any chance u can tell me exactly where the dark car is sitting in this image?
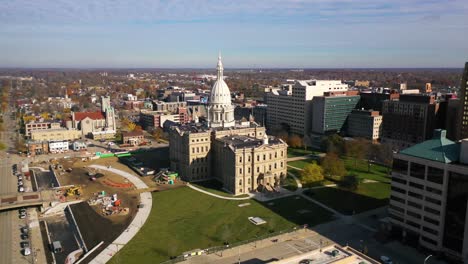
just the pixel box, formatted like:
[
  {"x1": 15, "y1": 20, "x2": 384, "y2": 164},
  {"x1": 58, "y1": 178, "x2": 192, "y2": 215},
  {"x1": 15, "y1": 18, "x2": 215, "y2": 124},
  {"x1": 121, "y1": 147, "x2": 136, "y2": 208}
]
[
  {"x1": 21, "y1": 233, "x2": 29, "y2": 240},
  {"x1": 20, "y1": 241, "x2": 30, "y2": 248}
]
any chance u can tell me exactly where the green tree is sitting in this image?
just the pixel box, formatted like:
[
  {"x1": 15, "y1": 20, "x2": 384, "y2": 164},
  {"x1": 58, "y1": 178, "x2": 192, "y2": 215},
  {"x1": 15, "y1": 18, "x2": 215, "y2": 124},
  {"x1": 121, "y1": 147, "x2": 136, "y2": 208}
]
[
  {"x1": 339, "y1": 174, "x2": 362, "y2": 191},
  {"x1": 321, "y1": 152, "x2": 347, "y2": 181},
  {"x1": 300, "y1": 162, "x2": 324, "y2": 184},
  {"x1": 321, "y1": 134, "x2": 344, "y2": 155},
  {"x1": 345, "y1": 138, "x2": 368, "y2": 168}
]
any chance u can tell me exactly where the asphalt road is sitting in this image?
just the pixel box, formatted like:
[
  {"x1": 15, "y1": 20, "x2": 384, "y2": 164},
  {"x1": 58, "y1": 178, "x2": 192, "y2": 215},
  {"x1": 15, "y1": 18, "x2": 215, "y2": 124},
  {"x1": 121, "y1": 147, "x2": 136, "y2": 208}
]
[{"x1": 0, "y1": 107, "x2": 24, "y2": 264}]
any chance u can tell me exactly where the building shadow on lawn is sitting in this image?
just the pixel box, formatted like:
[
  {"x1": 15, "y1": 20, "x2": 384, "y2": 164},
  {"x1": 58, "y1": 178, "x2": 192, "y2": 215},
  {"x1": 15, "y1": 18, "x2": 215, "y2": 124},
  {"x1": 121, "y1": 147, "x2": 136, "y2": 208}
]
[{"x1": 303, "y1": 184, "x2": 390, "y2": 215}]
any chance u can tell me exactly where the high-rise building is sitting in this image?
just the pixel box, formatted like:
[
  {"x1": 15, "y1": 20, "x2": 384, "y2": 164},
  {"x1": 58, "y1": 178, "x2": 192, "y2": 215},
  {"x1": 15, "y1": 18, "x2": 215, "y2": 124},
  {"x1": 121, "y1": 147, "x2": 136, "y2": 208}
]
[
  {"x1": 347, "y1": 109, "x2": 382, "y2": 141},
  {"x1": 358, "y1": 91, "x2": 399, "y2": 112},
  {"x1": 266, "y1": 80, "x2": 349, "y2": 135},
  {"x1": 311, "y1": 93, "x2": 360, "y2": 135},
  {"x1": 382, "y1": 94, "x2": 438, "y2": 150},
  {"x1": 389, "y1": 130, "x2": 468, "y2": 263},
  {"x1": 459, "y1": 62, "x2": 468, "y2": 139}
]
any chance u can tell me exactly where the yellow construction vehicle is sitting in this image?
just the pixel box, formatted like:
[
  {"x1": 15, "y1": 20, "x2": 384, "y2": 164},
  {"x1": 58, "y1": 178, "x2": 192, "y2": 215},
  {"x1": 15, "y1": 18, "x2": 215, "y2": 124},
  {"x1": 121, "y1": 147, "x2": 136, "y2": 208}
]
[{"x1": 65, "y1": 186, "x2": 82, "y2": 197}]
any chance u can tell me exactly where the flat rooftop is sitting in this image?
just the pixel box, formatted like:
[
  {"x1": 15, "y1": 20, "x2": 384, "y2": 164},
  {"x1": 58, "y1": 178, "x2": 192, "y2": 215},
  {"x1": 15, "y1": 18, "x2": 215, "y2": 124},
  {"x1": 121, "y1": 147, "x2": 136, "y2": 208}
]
[{"x1": 216, "y1": 135, "x2": 283, "y2": 148}]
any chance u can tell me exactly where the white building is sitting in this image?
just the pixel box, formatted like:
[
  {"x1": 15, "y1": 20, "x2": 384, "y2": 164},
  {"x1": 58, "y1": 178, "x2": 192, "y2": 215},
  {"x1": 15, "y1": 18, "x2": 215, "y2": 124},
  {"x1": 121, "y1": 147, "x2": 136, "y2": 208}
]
[
  {"x1": 266, "y1": 80, "x2": 349, "y2": 135},
  {"x1": 49, "y1": 141, "x2": 69, "y2": 153}
]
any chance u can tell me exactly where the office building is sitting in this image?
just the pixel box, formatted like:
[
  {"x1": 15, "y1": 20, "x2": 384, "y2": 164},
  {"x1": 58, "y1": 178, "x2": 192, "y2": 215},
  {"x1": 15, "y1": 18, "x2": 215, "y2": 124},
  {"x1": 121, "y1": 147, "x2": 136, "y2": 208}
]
[
  {"x1": 266, "y1": 80, "x2": 348, "y2": 135},
  {"x1": 382, "y1": 94, "x2": 438, "y2": 150},
  {"x1": 311, "y1": 93, "x2": 360, "y2": 135},
  {"x1": 459, "y1": 62, "x2": 468, "y2": 139},
  {"x1": 347, "y1": 110, "x2": 382, "y2": 141},
  {"x1": 140, "y1": 108, "x2": 189, "y2": 130},
  {"x1": 358, "y1": 91, "x2": 399, "y2": 112},
  {"x1": 25, "y1": 121, "x2": 61, "y2": 137},
  {"x1": 389, "y1": 130, "x2": 468, "y2": 262},
  {"x1": 30, "y1": 128, "x2": 81, "y2": 141}
]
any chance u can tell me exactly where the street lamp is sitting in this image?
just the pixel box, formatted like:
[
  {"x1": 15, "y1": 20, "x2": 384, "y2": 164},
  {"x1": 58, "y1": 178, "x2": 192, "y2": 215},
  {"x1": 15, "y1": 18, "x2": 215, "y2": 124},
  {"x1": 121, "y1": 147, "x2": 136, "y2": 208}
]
[{"x1": 424, "y1": 254, "x2": 432, "y2": 264}]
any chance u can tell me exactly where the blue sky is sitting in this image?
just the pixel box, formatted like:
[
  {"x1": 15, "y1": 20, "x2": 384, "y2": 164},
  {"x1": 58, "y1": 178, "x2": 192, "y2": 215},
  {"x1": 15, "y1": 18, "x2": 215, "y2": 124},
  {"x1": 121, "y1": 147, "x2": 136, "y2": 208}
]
[{"x1": 0, "y1": 0, "x2": 467, "y2": 68}]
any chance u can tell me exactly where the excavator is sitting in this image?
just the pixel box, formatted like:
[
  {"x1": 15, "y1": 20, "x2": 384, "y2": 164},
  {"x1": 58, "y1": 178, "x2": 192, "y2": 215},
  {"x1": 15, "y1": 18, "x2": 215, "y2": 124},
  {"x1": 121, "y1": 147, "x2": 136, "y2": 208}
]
[{"x1": 65, "y1": 186, "x2": 82, "y2": 197}]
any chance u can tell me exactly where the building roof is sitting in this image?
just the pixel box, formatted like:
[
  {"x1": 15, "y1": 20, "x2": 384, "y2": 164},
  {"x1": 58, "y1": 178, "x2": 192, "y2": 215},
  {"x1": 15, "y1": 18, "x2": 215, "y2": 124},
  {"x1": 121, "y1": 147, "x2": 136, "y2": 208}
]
[
  {"x1": 399, "y1": 129, "x2": 460, "y2": 163},
  {"x1": 74, "y1": 111, "x2": 105, "y2": 121},
  {"x1": 216, "y1": 135, "x2": 283, "y2": 149}
]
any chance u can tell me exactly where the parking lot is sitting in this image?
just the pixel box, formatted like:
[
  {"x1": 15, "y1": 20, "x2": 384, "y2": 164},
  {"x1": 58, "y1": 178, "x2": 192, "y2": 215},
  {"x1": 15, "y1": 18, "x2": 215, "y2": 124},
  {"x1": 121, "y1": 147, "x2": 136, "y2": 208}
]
[{"x1": 31, "y1": 170, "x2": 57, "y2": 191}]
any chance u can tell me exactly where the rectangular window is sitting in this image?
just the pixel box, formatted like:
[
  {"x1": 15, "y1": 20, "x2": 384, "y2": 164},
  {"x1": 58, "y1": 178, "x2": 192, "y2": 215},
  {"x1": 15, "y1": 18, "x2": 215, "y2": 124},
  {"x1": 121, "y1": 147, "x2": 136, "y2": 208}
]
[
  {"x1": 424, "y1": 216, "x2": 440, "y2": 226},
  {"x1": 426, "y1": 196, "x2": 442, "y2": 206},
  {"x1": 391, "y1": 185, "x2": 406, "y2": 194},
  {"x1": 407, "y1": 210, "x2": 421, "y2": 219},
  {"x1": 392, "y1": 158, "x2": 408, "y2": 174},
  {"x1": 389, "y1": 204, "x2": 404, "y2": 213},
  {"x1": 427, "y1": 167, "x2": 444, "y2": 184},
  {"x1": 407, "y1": 201, "x2": 422, "y2": 209},
  {"x1": 423, "y1": 226, "x2": 438, "y2": 236},
  {"x1": 408, "y1": 191, "x2": 423, "y2": 200},
  {"x1": 410, "y1": 163, "x2": 425, "y2": 180},
  {"x1": 406, "y1": 220, "x2": 420, "y2": 229},
  {"x1": 409, "y1": 182, "x2": 424, "y2": 190},
  {"x1": 392, "y1": 177, "x2": 407, "y2": 185},
  {"x1": 424, "y1": 206, "x2": 440, "y2": 215},
  {"x1": 426, "y1": 186, "x2": 442, "y2": 195},
  {"x1": 389, "y1": 213, "x2": 404, "y2": 223},
  {"x1": 390, "y1": 195, "x2": 405, "y2": 204},
  {"x1": 421, "y1": 236, "x2": 437, "y2": 245}
]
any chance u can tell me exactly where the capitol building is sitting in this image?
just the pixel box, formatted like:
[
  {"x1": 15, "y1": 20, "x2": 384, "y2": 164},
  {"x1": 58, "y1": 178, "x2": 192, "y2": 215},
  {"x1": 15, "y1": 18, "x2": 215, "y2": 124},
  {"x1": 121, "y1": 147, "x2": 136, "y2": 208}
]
[{"x1": 169, "y1": 55, "x2": 287, "y2": 195}]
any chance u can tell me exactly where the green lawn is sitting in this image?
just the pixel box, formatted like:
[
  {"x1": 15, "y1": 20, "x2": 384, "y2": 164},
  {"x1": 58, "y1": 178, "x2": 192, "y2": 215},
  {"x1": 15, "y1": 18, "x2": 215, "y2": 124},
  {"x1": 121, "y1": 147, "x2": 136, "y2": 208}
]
[
  {"x1": 192, "y1": 179, "x2": 250, "y2": 198},
  {"x1": 287, "y1": 158, "x2": 316, "y2": 169},
  {"x1": 287, "y1": 148, "x2": 318, "y2": 158},
  {"x1": 262, "y1": 195, "x2": 333, "y2": 226},
  {"x1": 344, "y1": 158, "x2": 390, "y2": 183},
  {"x1": 304, "y1": 182, "x2": 390, "y2": 215},
  {"x1": 111, "y1": 187, "x2": 331, "y2": 263},
  {"x1": 287, "y1": 167, "x2": 334, "y2": 188}
]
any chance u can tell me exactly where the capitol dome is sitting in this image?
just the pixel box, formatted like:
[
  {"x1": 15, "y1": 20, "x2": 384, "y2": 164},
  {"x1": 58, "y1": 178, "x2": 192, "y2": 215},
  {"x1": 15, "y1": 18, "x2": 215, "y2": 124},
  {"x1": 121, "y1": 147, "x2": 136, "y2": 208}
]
[
  {"x1": 207, "y1": 54, "x2": 235, "y2": 128},
  {"x1": 210, "y1": 55, "x2": 232, "y2": 105}
]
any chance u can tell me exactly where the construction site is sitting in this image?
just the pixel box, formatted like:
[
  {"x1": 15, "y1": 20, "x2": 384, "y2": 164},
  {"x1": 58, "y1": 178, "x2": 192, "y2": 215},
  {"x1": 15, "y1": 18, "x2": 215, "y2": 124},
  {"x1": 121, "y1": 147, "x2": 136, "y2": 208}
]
[{"x1": 27, "y1": 148, "x2": 183, "y2": 264}]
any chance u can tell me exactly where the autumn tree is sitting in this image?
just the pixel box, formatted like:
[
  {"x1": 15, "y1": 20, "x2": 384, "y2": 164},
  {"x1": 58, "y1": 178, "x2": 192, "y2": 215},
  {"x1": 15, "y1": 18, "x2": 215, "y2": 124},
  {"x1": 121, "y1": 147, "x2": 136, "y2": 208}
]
[
  {"x1": 321, "y1": 152, "x2": 347, "y2": 181},
  {"x1": 126, "y1": 121, "x2": 137, "y2": 131},
  {"x1": 288, "y1": 134, "x2": 303, "y2": 148},
  {"x1": 153, "y1": 127, "x2": 163, "y2": 142},
  {"x1": 301, "y1": 162, "x2": 324, "y2": 184}
]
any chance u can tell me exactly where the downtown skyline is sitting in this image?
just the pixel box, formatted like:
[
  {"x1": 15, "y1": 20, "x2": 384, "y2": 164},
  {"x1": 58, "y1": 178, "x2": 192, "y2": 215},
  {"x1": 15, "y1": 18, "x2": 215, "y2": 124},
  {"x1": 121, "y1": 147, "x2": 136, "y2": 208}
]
[{"x1": 1, "y1": 0, "x2": 468, "y2": 68}]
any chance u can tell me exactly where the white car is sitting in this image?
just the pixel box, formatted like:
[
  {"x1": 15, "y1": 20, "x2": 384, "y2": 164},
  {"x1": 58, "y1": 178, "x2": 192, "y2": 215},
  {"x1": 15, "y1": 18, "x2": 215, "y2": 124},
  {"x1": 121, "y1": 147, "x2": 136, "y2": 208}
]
[
  {"x1": 380, "y1": 256, "x2": 393, "y2": 264},
  {"x1": 17, "y1": 175, "x2": 23, "y2": 180},
  {"x1": 22, "y1": 247, "x2": 31, "y2": 256},
  {"x1": 18, "y1": 186, "x2": 24, "y2": 192},
  {"x1": 18, "y1": 180, "x2": 23, "y2": 186}
]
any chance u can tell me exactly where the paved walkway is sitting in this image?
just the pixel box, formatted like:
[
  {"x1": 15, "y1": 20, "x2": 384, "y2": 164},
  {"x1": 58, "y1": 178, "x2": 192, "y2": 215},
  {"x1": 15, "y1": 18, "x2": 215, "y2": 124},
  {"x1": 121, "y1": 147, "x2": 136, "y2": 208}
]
[
  {"x1": 87, "y1": 165, "x2": 153, "y2": 264},
  {"x1": 186, "y1": 183, "x2": 253, "y2": 200},
  {"x1": 287, "y1": 165, "x2": 304, "y2": 171}
]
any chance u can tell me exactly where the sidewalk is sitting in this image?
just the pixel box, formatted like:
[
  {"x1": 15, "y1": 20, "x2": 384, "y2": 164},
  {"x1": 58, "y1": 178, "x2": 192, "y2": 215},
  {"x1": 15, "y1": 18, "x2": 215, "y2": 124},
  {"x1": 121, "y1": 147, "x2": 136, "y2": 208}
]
[{"x1": 87, "y1": 165, "x2": 153, "y2": 264}]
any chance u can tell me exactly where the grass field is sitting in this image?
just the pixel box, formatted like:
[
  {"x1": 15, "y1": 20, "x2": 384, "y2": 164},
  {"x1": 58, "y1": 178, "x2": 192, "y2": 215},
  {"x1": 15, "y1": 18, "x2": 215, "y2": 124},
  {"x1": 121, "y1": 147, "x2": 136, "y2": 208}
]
[
  {"x1": 287, "y1": 158, "x2": 316, "y2": 169},
  {"x1": 109, "y1": 187, "x2": 332, "y2": 263},
  {"x1": 287, "y1": 148, "x2": 318, "y2": 158},
  {"x1": 344, "y1": 158, "x2": 390, "y2": 183},
  {"x1": 304, "y1": 182, "x2": 390, "y2": 215},
  {"x1": 192, "y1": 179, "x2": 250, "y2": 198}
]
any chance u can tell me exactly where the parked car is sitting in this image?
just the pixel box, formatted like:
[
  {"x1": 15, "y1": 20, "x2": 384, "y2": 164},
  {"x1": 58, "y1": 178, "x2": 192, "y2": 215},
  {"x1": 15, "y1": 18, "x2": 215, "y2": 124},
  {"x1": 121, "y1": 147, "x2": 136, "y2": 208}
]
[
  {"x1": 21, "y1": 233, "x2": 29, "y2": 240},
  {"x1": 17, "y1": 180, "x2": 23, "y2": 186},
  {"x1": 17, "y1": 175, "x2": 23, "y2": 180},
  {"x1": 18, "y1": 186, "x2": 24, "y2": 192},
  {"x1": 19, "y1": 212, "x2": 26, "y2": 219},
  {"x1": 19, "y1": 208, "x2": 26, "y2": 214},
  {"x1": 22, "y1": 247, "x2": 31, "y2": 256},
  {"x1": 20, "y1": 241, "x2": 30, "y2": 248},
  {"x1": 20, "y1": 226, "x2": 29, "y2": 234}
]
